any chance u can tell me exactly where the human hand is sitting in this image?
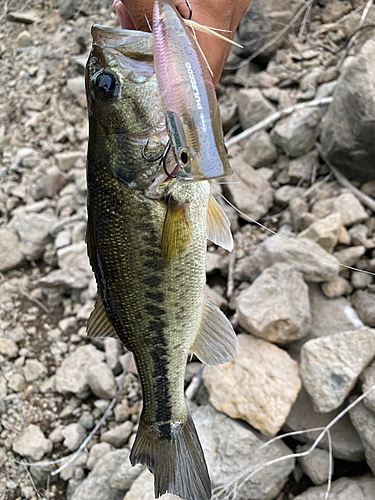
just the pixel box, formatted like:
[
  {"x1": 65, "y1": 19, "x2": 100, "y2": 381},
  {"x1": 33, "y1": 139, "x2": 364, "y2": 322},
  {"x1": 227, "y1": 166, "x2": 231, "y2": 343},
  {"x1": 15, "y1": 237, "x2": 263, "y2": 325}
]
[{"x1": 113, "y1": 0, "x2": 251, "y2": 87}]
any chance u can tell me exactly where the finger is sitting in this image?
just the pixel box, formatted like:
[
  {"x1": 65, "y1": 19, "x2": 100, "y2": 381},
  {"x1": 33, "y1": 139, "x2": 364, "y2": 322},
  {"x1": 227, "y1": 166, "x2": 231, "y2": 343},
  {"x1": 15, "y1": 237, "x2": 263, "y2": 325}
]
[{"x1": 113, "y1": 0, "x2": 136, "y2": 29}]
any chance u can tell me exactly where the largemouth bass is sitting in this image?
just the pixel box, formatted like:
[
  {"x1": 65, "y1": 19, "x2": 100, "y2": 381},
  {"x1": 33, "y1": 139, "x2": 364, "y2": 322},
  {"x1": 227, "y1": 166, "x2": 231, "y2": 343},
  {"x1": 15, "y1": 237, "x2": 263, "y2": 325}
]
[
  {"x1": 85, "y1": 25, "x2": 237, "y2": 500},
  {"x1": 152, "y1": 0, "x2": 232, "y2": 183}
]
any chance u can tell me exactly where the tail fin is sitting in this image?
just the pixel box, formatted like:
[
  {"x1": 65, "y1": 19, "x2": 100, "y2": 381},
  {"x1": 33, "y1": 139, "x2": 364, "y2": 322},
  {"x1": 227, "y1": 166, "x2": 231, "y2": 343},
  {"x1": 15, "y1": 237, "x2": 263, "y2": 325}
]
[{"x1": 130, "y1": 415, "x2": 211, "y2": 500}]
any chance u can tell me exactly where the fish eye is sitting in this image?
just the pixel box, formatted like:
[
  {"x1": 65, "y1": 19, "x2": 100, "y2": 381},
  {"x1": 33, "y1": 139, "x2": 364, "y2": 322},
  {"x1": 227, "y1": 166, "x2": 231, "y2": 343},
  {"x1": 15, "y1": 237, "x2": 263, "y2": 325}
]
[
  {"x1": 178, "y1": 148, "x2": 189, "y2": 167},
  {"x1": 95, "y1": 72, "x2": 119, "y2": 100}
]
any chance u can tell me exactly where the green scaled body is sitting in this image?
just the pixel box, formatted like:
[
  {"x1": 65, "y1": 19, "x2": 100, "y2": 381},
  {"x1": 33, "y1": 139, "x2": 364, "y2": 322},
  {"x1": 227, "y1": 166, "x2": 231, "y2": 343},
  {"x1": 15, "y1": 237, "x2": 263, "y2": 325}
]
[{"x1": 85, "y1": 25, "x2": 236, "y2": 500}]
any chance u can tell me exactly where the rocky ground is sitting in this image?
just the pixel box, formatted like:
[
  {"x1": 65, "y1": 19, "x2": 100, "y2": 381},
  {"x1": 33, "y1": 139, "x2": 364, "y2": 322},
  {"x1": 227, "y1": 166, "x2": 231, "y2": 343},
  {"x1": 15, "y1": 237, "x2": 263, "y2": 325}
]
[{"x1": 1, "y1": 0, "x2": 375, "y2": 499}]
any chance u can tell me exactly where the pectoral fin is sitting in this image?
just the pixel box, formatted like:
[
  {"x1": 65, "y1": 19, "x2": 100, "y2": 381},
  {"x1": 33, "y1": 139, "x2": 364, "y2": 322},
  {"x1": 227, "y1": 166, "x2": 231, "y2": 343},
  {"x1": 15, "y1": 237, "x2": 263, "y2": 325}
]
[
  {"x1": 191, "y1": 296, "x2": 237, "y2": 365},
  {"x1": 206, "y1": 195, "x2": 233, "y2": 252},
  {"x1": 161, "y1": 198, "x2": 191, "y2": 266},
  {"x1": 87, "y1": 295, "x2": 118, "y2": 339}
]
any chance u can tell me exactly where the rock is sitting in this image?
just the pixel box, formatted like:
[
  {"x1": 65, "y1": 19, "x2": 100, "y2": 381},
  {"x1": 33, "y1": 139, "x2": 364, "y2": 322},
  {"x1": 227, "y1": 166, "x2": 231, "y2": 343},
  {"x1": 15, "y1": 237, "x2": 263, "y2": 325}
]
[
  {"x1": 16, "y1": 214, "x2": 57, "y2": 261},
  {"x1": 296, "y1": 444, "x2": 332, "y2": 486},
  {"x1": 360, "y1": 360, "x2": 375, "y2": 414},
  {"x1": 321, "y1": 38, "x2": 375, "y2": 183},
  {"x1": 224, "y1": 156, "x2": 273, "y2": 221},
  {"x1": 49, "y1": 427, "x2": 64, "y2": 443},
  {"x1": 55, "y1": 344, "x2": 105, "y2": 395},
  {"x1": 87, "y1": 442, "x2": 114, "y2": 470},
  {"x1": 55, "y1": 151, "x2": 85, "y2": 172},
  {"x1": 235, "y1": 0, "x2": 305, "y2": 58},
  {"x1": 31, "y1": 172, "x2": 66, "y2": 201},
  {"x1": 78, "y1": 411, "x2": 95, "y2": 430},
  {"x1": 104, "y1": 338, "x2": 123, "y2": 375},
  {"x1": 288, "y1": 150, "x2": 319, "y2": 184},
  {"x1": 59, "y1": 0, "x2": 77, "y2": 20},
  {"x1": 351, "y1": 291, "x2": 375, "y2": 327},
  {"x1": 114, "y1": 403, "x2": 130, "y2": 423},
  {"x1": 23, "y1": 359, "x2": 47, "y2": 382},
  {"x1": 109, "y1": 449, "x2": 143, "y2": 491},
  {"x1": 17, "y1": 30, "x2": 33, "y2": 47},
  {"x1": 349, "y1": 400, "x2": 375, "y2": 475},
  {"x1": 0, "y1": 228, "x2": 24, "y2": 272},
  {"x1": 124, "y1": 469, "x2": 179, "y2": 500},
  {"x1": 362, "y1": 180, "x2": 375, "y2": 198},
  {"x1": 61, "y1": 423, "x2": 87, "y2": 452},
  {"x1": 39, "y1": 242, "x2": 93, "y2": 289},
  {"x1": 12, "y1": 424, "x2": 53, "y2": 461},
  {"x1": 237, "y1": 263, "x2": 311, "y2": 344},
  {"x1": 333, "y1": 246, "x2": 366, "y2": 269},
  {"x1": 284, "y1": 388, "x2": 364, "y2": 462},
  {"x1": 299, "y1": 212, "x2": 342, "y2": 253},
  {"x1": 321, "y1": 276, "x2": 353, "y2": 298},
  {"x1": 7, "y1": 11, "x2": 38, "y2": 23},
  {"x1": 252, "y1": 234, "x2": 340, "y2": 282},
  {"x1": 312, "y1": 193, "x2": 368, "y2": 227},
  {"x1": 236, "y1": 88, "x2": 276, "y2": 130},
  {"x1": 70, "y1": 449, "x2": 130, "y2": 500},
  {"x1": 67, "y1": 77, "x2": 86, "y2": 100},
  {"x1": 242, "y1": 131, "x2": 278, "y2": 168},
  {"x1": 101, "y1": 421, "x2": 133, "y2": 448},
  {"x1": 8, "y1": 373, "x2": 26, "y2": 392},
  {"x1": 349, "y1": 224, "x2": 375, "y2": 249},
  {"x1": 86, "y1": 362, "x2": 116, "y2": 399},
  {"x1": 274, "y1": 185, "x2": 307, "y2": 208},
  {"x1": 0, "y1": 337, "x2": 18, "y2": 359},
  {"x1": 203, "y1": 333, "x2": 301, "y2": 436},
  {"x1": 293, "y1": 475, "x2": 375, "y2": 500},
  {"x1": 273, "y1": 107, "x2": 321, "y2": 158},
  {"x1": 300, "y1": 327, "x2": 375, "y2": 413}
]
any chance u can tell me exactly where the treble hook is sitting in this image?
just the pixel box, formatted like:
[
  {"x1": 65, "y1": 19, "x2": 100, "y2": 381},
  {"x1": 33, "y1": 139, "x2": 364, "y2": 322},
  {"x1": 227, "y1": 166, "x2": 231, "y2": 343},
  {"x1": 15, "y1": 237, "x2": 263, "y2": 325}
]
[
  {"x1": 142, "y1": 140, "x2": 176, "y2": 179},
  {"x1": 184, "y1": 0, "x2": 192, "y2": 20}
]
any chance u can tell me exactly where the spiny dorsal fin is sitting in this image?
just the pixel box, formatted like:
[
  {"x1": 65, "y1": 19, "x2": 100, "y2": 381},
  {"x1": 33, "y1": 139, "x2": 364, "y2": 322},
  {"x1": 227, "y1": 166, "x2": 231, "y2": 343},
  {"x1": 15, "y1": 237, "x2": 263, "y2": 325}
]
[
  {"x1": 206, "y1": 195, "x2": 233, "y2": 252},
  {"x1": 161, "y1": 198, "x2": 192, "y2": 266},
  {"x1": 191, "y1": 295, "x2": 237, "y2": 365},
  {"x1": 87, "y1": 295, "x2": 118, "y2": 339}
]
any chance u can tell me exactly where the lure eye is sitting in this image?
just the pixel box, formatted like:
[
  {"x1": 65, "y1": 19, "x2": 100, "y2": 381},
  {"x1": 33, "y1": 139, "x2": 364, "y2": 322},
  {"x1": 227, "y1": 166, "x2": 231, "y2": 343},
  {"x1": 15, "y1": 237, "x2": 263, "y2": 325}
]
[
  {"x1": 95, "y1": 72, "x2": 119, "y2": 100},
  {"x1": 178, "y1": 148, "x2": 189, "y2": 167}
]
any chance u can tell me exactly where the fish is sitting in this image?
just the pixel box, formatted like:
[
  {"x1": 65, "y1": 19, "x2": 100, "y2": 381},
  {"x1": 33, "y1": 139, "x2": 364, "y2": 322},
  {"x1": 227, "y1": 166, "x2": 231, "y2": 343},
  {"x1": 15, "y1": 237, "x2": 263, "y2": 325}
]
[
  {"x1": 85, "y1": 24, "x2": 237, "y2": 500},
  {"x1": 152, "y1": 0, "x2": 232, "y2": 183}
]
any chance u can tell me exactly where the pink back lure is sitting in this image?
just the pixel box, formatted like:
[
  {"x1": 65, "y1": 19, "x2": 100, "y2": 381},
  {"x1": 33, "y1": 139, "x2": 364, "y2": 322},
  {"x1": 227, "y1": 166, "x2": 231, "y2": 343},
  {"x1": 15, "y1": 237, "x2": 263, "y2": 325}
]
[{"x1": 152, "y1": 0, "x2": 232, "y2": 182}]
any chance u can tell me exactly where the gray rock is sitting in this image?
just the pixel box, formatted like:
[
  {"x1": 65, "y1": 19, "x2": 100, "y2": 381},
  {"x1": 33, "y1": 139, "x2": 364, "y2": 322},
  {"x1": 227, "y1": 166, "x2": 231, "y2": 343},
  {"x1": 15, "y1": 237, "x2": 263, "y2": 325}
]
[
  {"x1": 242, "y1": 131, "x2": 278, "y2": 168},
  {"x1": 87, "y1": 442, "x2": 114, "y2": 470},
  {"x1": 288, "y1": 150, "x2": 319, "y2": 184},
  {"x1": 194, "y1": 404, "x2": 295, "y2": 500},
  {"x1": 360, "y1": 360, "x2": 375, "y2": 414},
  {"x1": 273, "y1": 107, "x2": 321, "y2": 158},
  {"x1": 12, "y1": 424, "x2": 53, "y2": 461},
  {"x1": 284, "y1": 388, "x2": 364, "y2": 462},
  {"x1": 235, "y1": 0, "x2": 305, "y2": 58},
  {"x1": 101, "y1": 421, "x2": 133, "y2": 448},
  {"x1": 61, "y1": 423, "x2": 87, "y2": 452},
  {"x1": 296, "y1": 444, "x2": 332, "y2": 486},
  {"x1": 351, "y1": 290, "x2": 375, "y2": 327},
  {"x1": 274, "y1": 185, "x2": 307, "y2": 208},
  {"x1": 351, "y1": 271, "x2": 374, "y2": 289},
  {"x1": 294, "y1": 475, "x2": 375, "y2": 500},
  {"x1": 55, "y1": 151, "x2": 85, "y2": 172},
  {"x1": 0, "y1": 337, "x2": 18, "y2": 359},
  {"x1": 66, "y1": 77, "x2": 86, "y2": 100},
  {"x1": 224, "y1": 156, "x2": 273, "y2": 221},
  {"x1": 109, "y1": 448, "x2": 143, "y2": 491},
  {"x1": 70, "y1": 449, "x2": 130, "y2": 500},
  {"x1": 8, "y1": 373, "x2": 26, "y2": 392},
  {"x1": 86, "y1": 362, "x2": 116, "y2": 399},
  {"x1": 17, "y1": 30, "x2": 33, "y2": 47},
  {"x1": 321, "y1": 276, "x2": 353, "y2": 299},
  {"x1": 252, "y1": 234, "x2": 340, "y2": 282},
  {"x1": 32, "y1": 172, "x2": 66, "y2": 201},
  {"x1": 16, "y1": 214, "x2": 57, "y2": 261},
  {"x1": 300, "y1": 327, "x2": 375, "y2": 413},
  {"x1": 0, "y1": 228, "x2": 24, "y2": 272},
  {"x1": 203, "y1": 333, "x2": 301, "y2": 436},
  {"x1": 104, "y1": 338, "x2": 123, "y2": 375},
  {"x1": 58, "y1": 0, "x2": 77, "y2": 20},
  {"x1": 321, "y1": 38, "x2": 375, "y2": 183},
  {"x1": 78, "y1": 411, "x2": 95, "y2": 430},
  {"x1": 237, "y1": 263, "x2": 311, "y2": 344},
  {"x1": 55, "y1": 344, "x2": 105, "y2": 395},
  {"x1": 49, "y1": 427, "x2": 64, "y2": 443},
  {"x1": 6, "y1": 11, "x2": 38, "y2": 23},
  {"x1": 349, "y1": 400, "x2": 375, "y2": 475},
  {"x1": 237, "y1": 88, "x2": 276, "y2": 130},
  {"x1": 124, "y1": 469, "x2": 179, "y2": 500},
  {"x1": 23, "y1": 359, "x2": 47, "y2": 382},
  {"x1": 334, "y1": 246, "x2": 366, "y2": 270},
  {"x1": 299, "y1": 212, "x2": 342, "y2": 253},
  {"x1": 114, "y1": 403, "x2": 130, "y2": 423}
]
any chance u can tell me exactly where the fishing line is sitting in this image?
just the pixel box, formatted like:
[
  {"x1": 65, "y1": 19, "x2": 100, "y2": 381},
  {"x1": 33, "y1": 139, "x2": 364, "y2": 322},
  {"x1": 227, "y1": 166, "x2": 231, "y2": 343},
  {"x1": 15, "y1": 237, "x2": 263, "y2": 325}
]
[{"x1": 215, "y1": 189, "x2": 375, "y2": 278}]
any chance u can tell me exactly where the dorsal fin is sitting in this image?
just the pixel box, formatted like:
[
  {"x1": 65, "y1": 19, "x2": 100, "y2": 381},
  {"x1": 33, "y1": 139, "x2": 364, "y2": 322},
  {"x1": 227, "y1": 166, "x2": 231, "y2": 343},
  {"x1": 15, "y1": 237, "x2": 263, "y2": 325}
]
[
  {"x1": 206, "y1": 195, "x2": 233, "y2": 252},
  {"x1": 87, "y1": 295, "x2": 118, "y2": 339},
  {"x1": 191, "y1": 295, "x2": 237, "y2": 365},
  {"x1": 161, "y1": 197, "x2": 192, "y2": 266}
]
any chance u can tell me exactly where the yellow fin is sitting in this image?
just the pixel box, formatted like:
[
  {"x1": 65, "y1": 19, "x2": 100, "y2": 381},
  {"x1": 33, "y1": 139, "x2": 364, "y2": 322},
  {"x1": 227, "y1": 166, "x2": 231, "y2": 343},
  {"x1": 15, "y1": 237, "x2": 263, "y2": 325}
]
[
  {"x1": 191, "y1": 296, "x2": 237, "y2": 365},
  {"x1": 161, "y1": 198, "x2": 192, "y2": 266},
  {"x1": 87, "y1": 295, "x2": 118, "y2": 339},
  {"x1": 206, "y1": 195, "x2": 233, "y2": 252},
  {"x1": 184, "y1": 19, "x2": 243, "y2": 49}
]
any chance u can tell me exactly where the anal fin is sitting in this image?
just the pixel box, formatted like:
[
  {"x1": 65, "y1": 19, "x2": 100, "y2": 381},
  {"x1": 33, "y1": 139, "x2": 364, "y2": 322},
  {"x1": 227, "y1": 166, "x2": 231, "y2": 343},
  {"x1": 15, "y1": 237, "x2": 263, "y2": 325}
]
[
  {"x1": 191, "y1": 295, "x2": 237, "y2": 365},
  {"x1": 87, "y1": 295, "x2": 118, "y2": 339},
  {"x1": 206, "y1": 195, "x2": 233, "y2": 252}
]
